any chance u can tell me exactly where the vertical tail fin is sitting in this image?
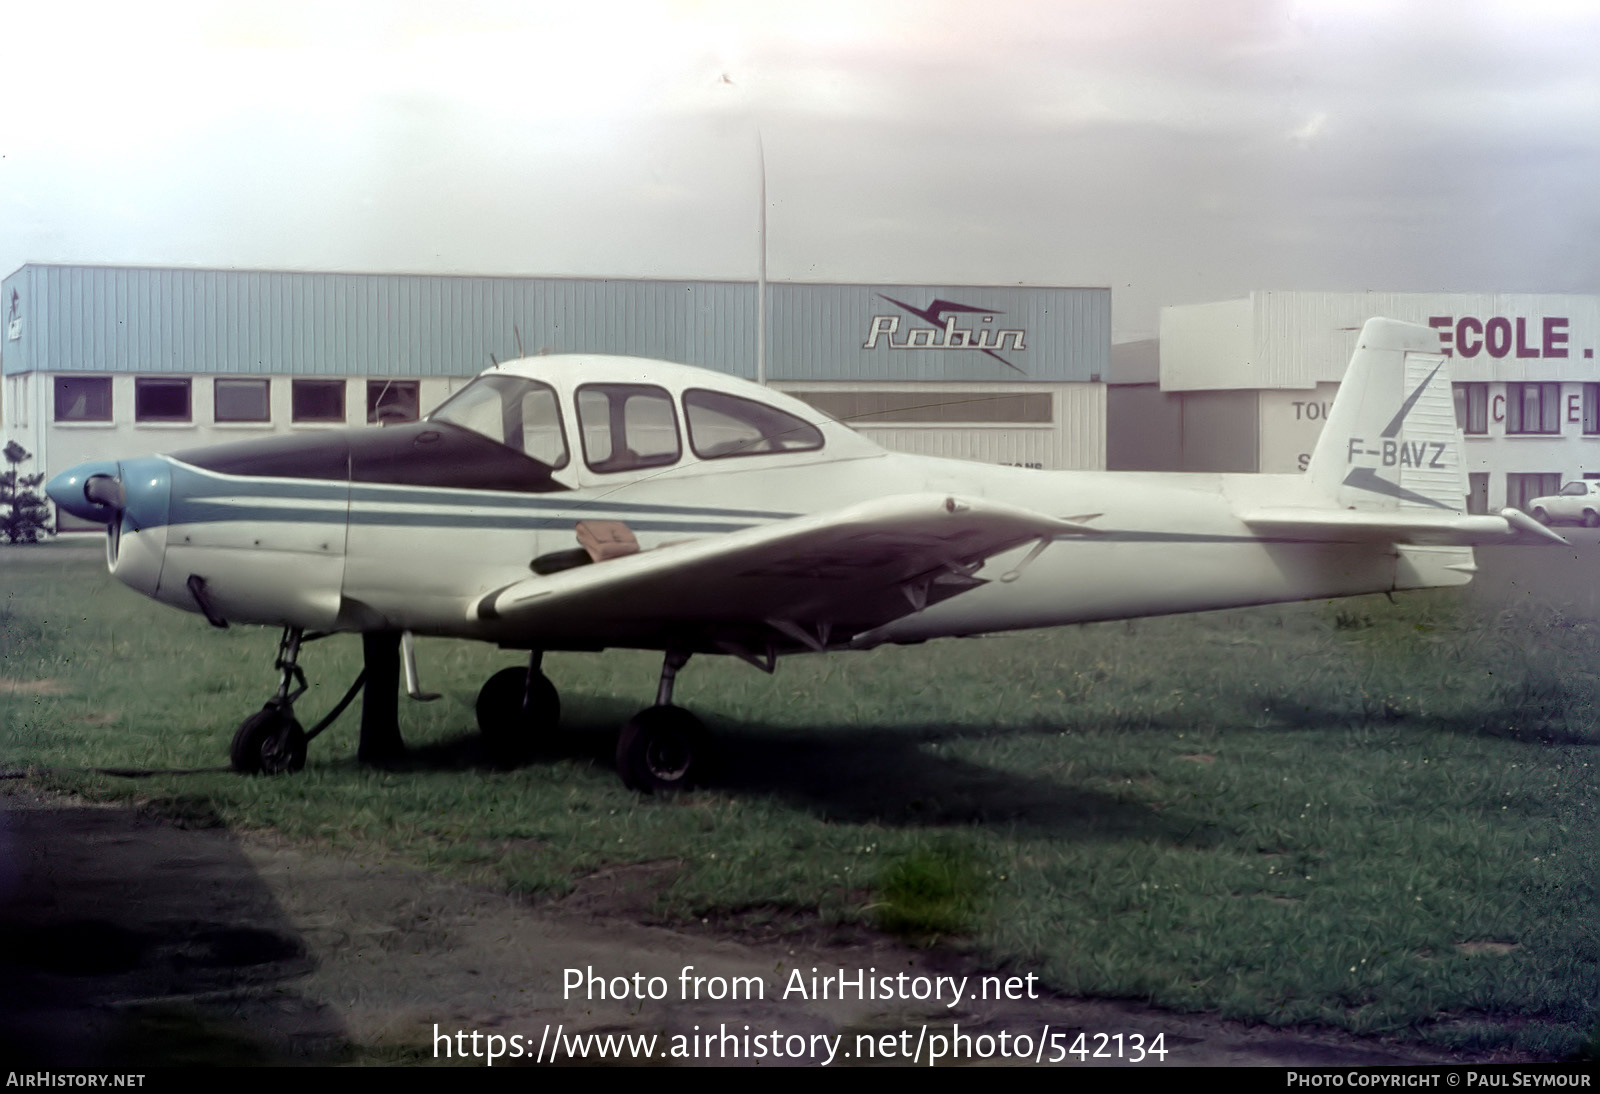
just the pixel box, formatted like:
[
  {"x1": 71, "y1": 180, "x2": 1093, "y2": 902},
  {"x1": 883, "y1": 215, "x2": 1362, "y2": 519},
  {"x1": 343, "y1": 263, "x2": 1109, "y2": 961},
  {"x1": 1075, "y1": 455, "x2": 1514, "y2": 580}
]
[{"x1": 1305, "y1": 318, "x2": 1467, "y2": 513}]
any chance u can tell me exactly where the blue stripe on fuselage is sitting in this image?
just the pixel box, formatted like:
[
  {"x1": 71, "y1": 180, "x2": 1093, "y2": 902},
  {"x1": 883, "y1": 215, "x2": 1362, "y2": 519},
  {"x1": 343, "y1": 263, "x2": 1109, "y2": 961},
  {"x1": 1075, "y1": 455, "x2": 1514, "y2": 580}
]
[{"x1": 161, "y1": 458, "x2": 789, "y2": 532}]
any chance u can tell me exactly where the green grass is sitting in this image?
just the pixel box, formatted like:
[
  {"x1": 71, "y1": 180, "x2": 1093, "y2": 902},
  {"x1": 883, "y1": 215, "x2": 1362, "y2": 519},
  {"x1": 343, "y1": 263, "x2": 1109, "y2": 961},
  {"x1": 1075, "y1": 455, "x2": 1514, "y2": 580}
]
[{"x1": 3, "y1": 548, "x2": 1597, "y2": 1057}]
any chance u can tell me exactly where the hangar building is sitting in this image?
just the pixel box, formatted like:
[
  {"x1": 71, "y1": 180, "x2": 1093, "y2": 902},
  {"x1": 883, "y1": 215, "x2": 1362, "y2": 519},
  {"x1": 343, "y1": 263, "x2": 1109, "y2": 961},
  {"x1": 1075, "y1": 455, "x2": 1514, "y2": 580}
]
[
  {"x1": 0, "y1": 265, "x2": 1110, "y2": 527},
  {"x1": 1153, "y1": 291, "x2": 1600, "y2": 512}
]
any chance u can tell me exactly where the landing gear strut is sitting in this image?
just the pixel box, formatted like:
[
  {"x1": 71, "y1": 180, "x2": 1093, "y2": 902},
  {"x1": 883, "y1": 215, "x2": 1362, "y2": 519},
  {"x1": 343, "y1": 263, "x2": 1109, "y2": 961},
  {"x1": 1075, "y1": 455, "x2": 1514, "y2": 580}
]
[
  {"x1": 475, "y1": 651, "x2": 561, "y2": 761},
  {"x1": 229, "y1": 626, "x2": 366, "y2": 776},
  {"x1": 616, "y1": 651, "x2": 709, "y2": 794}
]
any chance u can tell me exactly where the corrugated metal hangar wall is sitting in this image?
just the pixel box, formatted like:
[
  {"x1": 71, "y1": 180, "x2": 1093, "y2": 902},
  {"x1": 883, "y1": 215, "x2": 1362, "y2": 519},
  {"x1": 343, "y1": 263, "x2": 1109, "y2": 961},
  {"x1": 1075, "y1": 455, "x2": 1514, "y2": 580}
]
[{"x1": 1, "y1": 265, "x2": 1111, "y2": 505}]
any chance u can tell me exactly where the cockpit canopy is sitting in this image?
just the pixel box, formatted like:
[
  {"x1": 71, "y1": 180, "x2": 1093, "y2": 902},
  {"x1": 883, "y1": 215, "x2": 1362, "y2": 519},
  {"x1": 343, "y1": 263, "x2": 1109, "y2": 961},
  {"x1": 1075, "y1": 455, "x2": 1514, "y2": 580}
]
[{"x1": 429, "y1": 370, "x2": 827, "y2": 476}]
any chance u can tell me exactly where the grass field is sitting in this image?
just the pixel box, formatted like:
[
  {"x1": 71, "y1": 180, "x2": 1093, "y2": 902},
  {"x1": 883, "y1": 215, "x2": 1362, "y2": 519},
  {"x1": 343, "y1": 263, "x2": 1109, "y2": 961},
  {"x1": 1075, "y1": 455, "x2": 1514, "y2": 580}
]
[{"x1": 3, "y1": 542, "x2": 1597, "y2": 1057}]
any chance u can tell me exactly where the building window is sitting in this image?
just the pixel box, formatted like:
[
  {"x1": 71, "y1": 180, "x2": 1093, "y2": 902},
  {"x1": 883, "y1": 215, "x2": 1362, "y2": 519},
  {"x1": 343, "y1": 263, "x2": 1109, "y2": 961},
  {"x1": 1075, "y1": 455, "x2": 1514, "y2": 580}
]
[
  {"x1": 134, "y1": 377, "x2": 191, "y2": 423},
  {"x1": 1506, "y1": 382, "x2": 1560, "y2": 435},
  {"x1": 793, "y1": 390, "x2": 1054, "y2": 424},
  {"x1": 1466, "y1": 472, "x2": 1489, "y2": 515},
  {"x1": 6, "y1": 375, "x2": 27, "y2": 430},
  {"x1": 54, "y1": 376, "x2": 113, "y2": 422},
  {"x1": 367, "y1": 380, "x2": 420, "y2": 424},
  {"x1": 1453, "y1": 383, "x2": 1488, "y2": 435},
  {"x1": 292, "y1": 380, "x2": 346, "y2": 423},
  {"x1": 1505, "y1": 472, "x2": 1561, "y2": 512},
  {"x1": 1584, "y1": 384, "x2": 1599, "y2": 436},
  {"x1": 215, "y1": 378, "x2": 271, "y2": 423}
]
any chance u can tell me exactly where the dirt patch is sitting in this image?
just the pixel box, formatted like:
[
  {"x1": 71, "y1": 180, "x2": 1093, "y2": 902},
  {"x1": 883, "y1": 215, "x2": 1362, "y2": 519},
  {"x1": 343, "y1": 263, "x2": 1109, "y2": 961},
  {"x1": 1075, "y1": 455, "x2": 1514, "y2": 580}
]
[
  {"x1": 550, "y1": 859, "x2": 684, "y2": 919},
  {"x1": 0, "y1": 678, "x2": 66, "y2": 695},
  {"x1": 1457, "y1": 941, "x2": 1521, "y2": 956}
]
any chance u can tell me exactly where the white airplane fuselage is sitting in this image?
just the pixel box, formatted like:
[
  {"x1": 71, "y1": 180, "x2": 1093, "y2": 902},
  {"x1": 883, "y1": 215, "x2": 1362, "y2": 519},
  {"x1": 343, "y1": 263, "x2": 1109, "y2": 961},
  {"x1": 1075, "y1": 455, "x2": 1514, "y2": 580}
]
[
  {"x1": 75, "y1": 438, "x2": 1422, "y2": 653},
  {"x1": 53, "y1": 321, "x2": 1510, "y2": 662}
]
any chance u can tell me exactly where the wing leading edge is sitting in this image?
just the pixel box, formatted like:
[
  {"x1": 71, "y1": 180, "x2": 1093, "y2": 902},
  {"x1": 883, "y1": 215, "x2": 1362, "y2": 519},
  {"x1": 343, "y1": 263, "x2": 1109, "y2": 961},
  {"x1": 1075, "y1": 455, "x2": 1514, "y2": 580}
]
[{"x1": 469, "y1": 494, "x2": 1097, "y2": 652}]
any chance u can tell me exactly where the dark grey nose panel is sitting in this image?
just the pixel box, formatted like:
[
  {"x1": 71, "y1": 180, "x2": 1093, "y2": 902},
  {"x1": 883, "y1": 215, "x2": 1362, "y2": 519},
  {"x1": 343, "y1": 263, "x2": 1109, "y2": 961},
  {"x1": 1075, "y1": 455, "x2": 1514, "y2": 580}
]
[{"x1": 172, "y1": 422, "x2": 569, "y2": 494}]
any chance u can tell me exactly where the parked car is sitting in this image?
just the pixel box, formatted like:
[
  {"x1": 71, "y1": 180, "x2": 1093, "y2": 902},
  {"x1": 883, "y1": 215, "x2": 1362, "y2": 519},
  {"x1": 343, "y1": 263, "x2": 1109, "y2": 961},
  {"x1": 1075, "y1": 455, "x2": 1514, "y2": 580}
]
[{"x1": 1526, "y1": 480, "x2": 1600, "y2": 526}]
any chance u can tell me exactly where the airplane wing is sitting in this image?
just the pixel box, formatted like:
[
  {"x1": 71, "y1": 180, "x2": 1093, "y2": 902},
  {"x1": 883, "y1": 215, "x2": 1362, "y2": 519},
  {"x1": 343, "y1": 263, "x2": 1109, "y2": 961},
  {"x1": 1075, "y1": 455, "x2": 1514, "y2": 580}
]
[
  {"x1": 469, "y1": 494, "x2": 1095, "y2": 652},
  {"x1": 1240, "y1": 506, "x2": 1568, "y2": 546}
]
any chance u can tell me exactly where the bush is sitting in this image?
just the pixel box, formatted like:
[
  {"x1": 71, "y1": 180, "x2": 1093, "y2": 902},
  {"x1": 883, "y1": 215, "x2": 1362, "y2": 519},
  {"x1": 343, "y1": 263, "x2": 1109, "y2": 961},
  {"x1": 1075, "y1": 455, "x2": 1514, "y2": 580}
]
[{"x1": 1, "y1": 440, "x2": 52, "y2": 543}]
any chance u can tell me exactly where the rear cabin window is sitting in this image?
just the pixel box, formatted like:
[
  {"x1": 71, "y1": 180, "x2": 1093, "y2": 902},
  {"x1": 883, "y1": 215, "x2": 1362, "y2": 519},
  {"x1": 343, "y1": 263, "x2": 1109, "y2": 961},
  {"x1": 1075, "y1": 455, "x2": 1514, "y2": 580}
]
[
  {"x1": 683, "y1": 389, "x2": 824, "y2": 459},
  {"x1": 577, "y1": 384, "x2": 680, "y2": 473}
]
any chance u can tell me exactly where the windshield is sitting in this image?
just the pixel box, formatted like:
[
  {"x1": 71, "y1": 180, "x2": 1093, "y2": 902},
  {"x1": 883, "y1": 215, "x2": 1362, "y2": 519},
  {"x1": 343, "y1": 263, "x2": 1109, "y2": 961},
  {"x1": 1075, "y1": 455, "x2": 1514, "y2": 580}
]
[{"x1": 428, "y1": 375, "x2": 569, "y2": 469}]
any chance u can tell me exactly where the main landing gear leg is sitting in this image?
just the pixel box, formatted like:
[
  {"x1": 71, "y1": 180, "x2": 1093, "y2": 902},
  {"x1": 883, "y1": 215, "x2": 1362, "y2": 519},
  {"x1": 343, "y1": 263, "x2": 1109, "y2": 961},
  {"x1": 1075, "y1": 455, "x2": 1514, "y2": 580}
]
[
  {"x1": 615, "y1": 650, "x2": 710, "y2": 794},
  {"x1": 358, "y1": 630, "x2": 407, "y2": 766},
  {"x1": 230, "y1": 626, "x2": 368, "y2": 776},
  {"x1": 475, "y1": 650, "x2": 561, "y2": 762}
]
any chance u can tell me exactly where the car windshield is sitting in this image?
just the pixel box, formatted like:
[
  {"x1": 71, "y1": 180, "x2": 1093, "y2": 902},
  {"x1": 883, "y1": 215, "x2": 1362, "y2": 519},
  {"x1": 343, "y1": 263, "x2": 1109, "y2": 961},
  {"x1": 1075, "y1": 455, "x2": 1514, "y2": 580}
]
[{"x1": 427, "y1": 375, "x2": 569, "y2": 469}]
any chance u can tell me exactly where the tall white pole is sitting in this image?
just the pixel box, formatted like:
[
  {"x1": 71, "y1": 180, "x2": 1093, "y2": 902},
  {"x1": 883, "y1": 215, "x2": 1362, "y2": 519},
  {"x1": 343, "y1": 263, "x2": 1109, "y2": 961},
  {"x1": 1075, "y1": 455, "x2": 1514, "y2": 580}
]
[{"x1": 756, "y1": 128, "x2": 767, "y2": 386}]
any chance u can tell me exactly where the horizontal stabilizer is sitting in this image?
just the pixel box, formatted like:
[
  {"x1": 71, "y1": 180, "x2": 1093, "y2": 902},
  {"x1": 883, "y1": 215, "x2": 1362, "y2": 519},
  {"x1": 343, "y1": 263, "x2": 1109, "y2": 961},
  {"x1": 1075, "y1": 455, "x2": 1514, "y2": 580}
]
[{"x1": 1241, "y1": 506, "x2": 1568, "y2": 546}]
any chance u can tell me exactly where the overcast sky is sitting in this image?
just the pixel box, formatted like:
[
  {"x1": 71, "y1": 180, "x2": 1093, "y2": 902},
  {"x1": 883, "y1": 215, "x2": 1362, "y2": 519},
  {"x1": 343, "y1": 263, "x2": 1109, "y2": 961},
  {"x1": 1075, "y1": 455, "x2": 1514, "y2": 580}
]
[{"x1": 1, "y1": 0, "x2": 1595, "y2": 340}]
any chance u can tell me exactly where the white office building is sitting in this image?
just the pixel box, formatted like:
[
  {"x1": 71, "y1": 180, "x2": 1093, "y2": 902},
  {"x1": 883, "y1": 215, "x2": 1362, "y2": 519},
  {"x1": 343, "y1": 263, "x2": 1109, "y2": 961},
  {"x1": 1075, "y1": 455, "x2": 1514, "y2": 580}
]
[{"x1": 1158, "y1": 291, "x2": 1600, "y2": 511}]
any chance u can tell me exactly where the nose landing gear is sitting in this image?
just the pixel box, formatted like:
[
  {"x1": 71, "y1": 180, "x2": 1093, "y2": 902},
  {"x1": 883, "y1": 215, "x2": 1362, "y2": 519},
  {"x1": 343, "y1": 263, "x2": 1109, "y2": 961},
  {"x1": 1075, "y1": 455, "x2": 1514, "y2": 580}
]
[{"x1": 230, "y1": 626, "x2": 366, "y2": 775}]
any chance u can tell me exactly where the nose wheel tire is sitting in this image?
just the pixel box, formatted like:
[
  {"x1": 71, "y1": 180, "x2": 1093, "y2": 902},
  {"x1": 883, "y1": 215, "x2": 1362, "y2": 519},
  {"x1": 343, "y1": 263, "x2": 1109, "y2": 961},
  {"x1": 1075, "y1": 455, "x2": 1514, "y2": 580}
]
[
  {"x1": 230, "y1": 703, "x2": 308, "y2": 775},
  {"x1": 476, "y1": 666, "x2": 561, "y2": 757},
  {"x1": 616, "y1": 705, "x2": 708, "y2": 794}
]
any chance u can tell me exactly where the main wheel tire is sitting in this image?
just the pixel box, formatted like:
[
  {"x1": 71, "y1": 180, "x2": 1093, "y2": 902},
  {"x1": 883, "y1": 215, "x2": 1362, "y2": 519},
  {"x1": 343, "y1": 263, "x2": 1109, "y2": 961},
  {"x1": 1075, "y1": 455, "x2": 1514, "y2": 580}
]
[
  {"x1": 616, "y1": 705, "x2": 708, "y2": 794},
  {"x1": 1584, "y1": 510, "x2": 1599, "y2": 528},
  {"x1": 230, "y1": 703, "x2": 307, "y2": 775},
  {"x1": 475, "y1": 667, "x2": 561, "y2": 754},
  {"x1": 1533, "y1": 507, "x2": 1551, "y2": 525}
]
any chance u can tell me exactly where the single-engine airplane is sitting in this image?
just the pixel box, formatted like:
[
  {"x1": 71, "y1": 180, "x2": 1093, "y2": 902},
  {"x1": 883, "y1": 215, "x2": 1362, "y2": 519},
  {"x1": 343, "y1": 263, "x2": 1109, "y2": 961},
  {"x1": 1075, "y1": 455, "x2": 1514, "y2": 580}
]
[{"x1": 47, "y1": 318, "x2": 1562, "y2": 791}]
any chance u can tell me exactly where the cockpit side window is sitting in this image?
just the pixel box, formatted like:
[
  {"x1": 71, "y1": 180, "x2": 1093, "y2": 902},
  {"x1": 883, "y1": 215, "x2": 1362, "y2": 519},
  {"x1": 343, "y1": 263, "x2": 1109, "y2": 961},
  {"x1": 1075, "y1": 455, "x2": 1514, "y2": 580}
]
[
  {"x1": 427, "y1": 375, "x2": 569, "y2": 470},
  {"x1": 577, "y1": 384, "x2": 680, "y2": 473},
  {"x1": 683, "y1": 388, "x2": 824, "y2": 460}
]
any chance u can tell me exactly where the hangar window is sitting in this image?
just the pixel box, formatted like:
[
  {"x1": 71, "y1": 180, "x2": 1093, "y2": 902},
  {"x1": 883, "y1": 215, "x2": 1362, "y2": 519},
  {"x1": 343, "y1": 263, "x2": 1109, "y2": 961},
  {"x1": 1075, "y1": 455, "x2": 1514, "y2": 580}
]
[
  {"x1": 684, "y1": 389, "x2": 823, "y2": 459},
  {"x1": 1452, "y1": 383, "x2": 1487, "y2": 435},
  {"x1": 426, "y1": 375, "x2": 568, "y2": 469},
  {"x1": 135, "y1": 377, "x2": 191, "y2": 423},
  {"x1": 1506, "y1": 383, "x2": 1560, "y2": 435},
  {"x1": 1584, "y1": 384, "x2": 1599, "y2": 436},
  {"x1": 367, "y1": 380, "x2": 420, "y2": 424},
  {"x1": 577, "y1": 384, "x2": 680, "y2": 473},
  {"x1": 792, "y1": 390, "x2": 1052, "y2": 425},
  {"x1": 215, "y1": 378, "x2": 271, "y2": 423},
  {"x1": 55, "y1": 376, "x2": 113, "y2": 422},
  {"x1": 292, "y1": 380, "x2": 347, "y2": 424}
]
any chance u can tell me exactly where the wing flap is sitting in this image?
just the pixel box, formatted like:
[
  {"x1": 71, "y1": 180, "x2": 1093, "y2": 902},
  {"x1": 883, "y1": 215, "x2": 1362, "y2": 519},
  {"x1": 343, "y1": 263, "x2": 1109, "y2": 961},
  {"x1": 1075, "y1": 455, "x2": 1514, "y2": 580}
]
[
  {"x1": 1241, "y1": 506, "x2": 1567, "y2": 546},
  {"x1": 471, "y1": 494, "x2": 1092, "y2": 646}
]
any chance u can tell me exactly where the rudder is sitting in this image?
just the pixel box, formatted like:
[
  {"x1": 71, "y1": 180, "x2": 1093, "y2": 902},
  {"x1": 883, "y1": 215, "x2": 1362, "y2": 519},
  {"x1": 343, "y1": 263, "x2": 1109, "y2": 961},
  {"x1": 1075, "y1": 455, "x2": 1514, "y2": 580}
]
[{"x1": 1305, "y1": 318, "x2": 1468, "y2": 513}]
